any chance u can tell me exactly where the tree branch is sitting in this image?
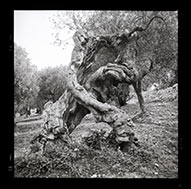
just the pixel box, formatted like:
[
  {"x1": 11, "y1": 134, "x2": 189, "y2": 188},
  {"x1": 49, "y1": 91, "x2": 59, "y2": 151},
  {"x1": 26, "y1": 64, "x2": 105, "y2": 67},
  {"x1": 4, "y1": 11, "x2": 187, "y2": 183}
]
[{"x1": 128, "y1": 15, "x2": 167, "y2": 37}]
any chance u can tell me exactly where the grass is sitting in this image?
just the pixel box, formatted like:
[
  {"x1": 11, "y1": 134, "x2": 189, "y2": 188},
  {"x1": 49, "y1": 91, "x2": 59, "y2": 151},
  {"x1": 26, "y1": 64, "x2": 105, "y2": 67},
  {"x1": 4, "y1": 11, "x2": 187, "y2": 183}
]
[
  {"x1": 14, "y1": 86, "x2": 178, "y2": 178},
  {"x1": 14, "y1": 138, "x2": 153, "y2": 178},
  {"x1": 15, "y1": 114, "x2": 42, "y2": 124}
]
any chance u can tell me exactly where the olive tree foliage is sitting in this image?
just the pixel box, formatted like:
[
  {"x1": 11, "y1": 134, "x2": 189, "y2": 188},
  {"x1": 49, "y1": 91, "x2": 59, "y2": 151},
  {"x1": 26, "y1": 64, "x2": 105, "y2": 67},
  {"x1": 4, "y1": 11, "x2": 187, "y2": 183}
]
[
  {"x1": 36, "y1": 65, "x2": 67, "y2": 110},
  {"x1": 14, "y1": 43, "x2": 40, "y2": 115},
  {"x1": 50, "y1": 10, "x2": 178, "y2": 89},
  {"x1": 129, "y1": 11, "x2": 178, "y2": 89}
]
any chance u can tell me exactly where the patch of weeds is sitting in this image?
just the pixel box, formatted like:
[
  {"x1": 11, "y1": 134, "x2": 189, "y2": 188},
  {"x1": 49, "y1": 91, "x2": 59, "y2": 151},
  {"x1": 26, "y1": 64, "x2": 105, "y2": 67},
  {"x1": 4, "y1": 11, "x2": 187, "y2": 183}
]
[
  {"x1": 15, "y1": 123, "x2": 177, "y2": 178},
  {"x1": 15, "y1": 123, "x2": 41, "y2": 133},
  {"x1": 15, "y1": 135, "x2": 97, "y2": 178},
  {"x1": 83, "y1": 129, "x2": 107, "y2": 150},
  {"x1": 83, "y1": 129, "x2": 119, "y2": 151}
]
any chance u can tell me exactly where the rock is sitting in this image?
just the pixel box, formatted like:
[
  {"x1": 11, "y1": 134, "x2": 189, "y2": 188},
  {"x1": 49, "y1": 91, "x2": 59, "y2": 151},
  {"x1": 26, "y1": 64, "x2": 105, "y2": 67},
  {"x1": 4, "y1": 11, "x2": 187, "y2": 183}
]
[
  {"x1": 172, "y1": 83, "x2": 178, "y2": 90},
  {"x1": 70, "y1": 114, "x2": 112, "y2": 144},
  {"x1": 154, "y1": 163, "x2": 159, "y2": 168},
  {"x1": 80, "y1": 113, "x2": 97, "y2": 124},
  {"x1": 147, "y1": 83, "x2": 159, "y2": 91},
  {"x1": 142, "y1": 84, "x2": 178, "y2": 103},
  {"x1": 15, "y1": 112, "x2": 20, "y2": 118},
  {"x1": 46, "y1": 133, "x2": 55, "y2": 140},
  {"x1": 91, "y1": 174, "x2": 97, "y2": 178},
  {"x1": 154, "y1": 171, "x2": 158, "y2": 175}
]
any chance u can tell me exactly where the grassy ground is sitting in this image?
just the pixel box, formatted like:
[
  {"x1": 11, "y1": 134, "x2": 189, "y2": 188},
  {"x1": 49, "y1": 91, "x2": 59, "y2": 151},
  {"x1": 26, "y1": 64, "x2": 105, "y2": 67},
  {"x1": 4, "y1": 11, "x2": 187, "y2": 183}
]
[
  {"x1": 14, "y1": 86, "x2": 178, "y2": 178},
  {"x1": 15, "y1": 114, "x2": 42, "y2": 124}
]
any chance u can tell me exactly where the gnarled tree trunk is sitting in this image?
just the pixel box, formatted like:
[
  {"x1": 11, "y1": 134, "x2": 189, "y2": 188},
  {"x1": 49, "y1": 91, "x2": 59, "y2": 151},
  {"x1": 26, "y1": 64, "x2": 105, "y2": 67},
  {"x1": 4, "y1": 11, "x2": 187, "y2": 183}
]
[{"x1": 31, "y1": 16, "x2": 166, "y2": 150}]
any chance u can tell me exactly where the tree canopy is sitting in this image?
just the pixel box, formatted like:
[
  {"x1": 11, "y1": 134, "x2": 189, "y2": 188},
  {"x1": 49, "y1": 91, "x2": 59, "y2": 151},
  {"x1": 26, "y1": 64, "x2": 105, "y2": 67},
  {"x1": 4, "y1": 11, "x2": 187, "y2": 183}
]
[
  {"x1": 14, "y1": 43, "x2": 40, "y2": 114},
  {"x1": 50, "y1": 11, "x2": 178, "y2": 89},
  {"x1": 36, "y1": 65, "x2": 67, "y2": 110},
  {"x1": 14, "y1": 42, "x2": 68, "y2": 114}
]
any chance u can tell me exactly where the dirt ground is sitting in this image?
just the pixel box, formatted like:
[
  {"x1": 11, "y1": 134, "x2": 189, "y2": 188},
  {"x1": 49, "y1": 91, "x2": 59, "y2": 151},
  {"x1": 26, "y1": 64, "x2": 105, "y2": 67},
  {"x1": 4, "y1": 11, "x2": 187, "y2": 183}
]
[
  {"x1": 14, "y1": 85, "x2": 178, "y2": 178},
  {"x1": 124, "y1": 88, "x2": 178, "y2": 178}
]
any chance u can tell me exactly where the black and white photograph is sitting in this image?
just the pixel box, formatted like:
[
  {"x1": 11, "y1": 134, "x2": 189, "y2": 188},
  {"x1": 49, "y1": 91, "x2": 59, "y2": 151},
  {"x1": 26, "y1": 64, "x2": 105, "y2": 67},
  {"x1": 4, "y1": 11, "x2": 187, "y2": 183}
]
[{"x1": 13, "y1": 10, "x2": 178, "y2": 179}]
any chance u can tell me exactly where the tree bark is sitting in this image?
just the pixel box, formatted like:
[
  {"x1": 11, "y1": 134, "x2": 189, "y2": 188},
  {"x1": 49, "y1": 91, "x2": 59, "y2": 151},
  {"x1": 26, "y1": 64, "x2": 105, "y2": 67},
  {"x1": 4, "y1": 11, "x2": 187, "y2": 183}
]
[
  {"x1": 31, "y1": 16, "x2": 163, "y2": 148},
  {"x1": 65, "y1": 67, "x2": 136, "y2": 144}
]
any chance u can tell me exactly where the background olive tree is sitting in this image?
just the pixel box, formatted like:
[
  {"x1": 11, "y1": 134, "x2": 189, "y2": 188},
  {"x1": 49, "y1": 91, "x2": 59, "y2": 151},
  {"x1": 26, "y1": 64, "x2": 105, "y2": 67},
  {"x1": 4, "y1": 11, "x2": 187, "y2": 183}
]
[
  {"x1": 14, "y1": 43, "x2": 68, "y2": 115},
  {"x1": 36, "y1": 65, "x2": 67, "y2": 111},
  {"x1": 14, "y1": 43, "x2": 40, "y2": 115}
]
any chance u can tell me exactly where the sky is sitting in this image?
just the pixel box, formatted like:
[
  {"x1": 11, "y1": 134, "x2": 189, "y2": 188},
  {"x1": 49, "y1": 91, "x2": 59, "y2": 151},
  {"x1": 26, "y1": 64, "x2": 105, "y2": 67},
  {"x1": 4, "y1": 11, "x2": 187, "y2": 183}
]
[{"x1": 14, "y1": 11, "x2": 75, "y2": 70}]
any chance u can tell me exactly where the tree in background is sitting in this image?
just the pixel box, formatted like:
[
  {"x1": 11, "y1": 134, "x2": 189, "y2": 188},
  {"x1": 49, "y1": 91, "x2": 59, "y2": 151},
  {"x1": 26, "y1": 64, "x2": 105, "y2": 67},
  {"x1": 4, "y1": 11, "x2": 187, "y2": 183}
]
[
  {"x1": 14, "y1": 43, "x2": 40, "y2": 115},
  {"x1": 14, "y1": 43, "x2": 68, "y2": 115},
  {"x1": 36, "y1": 65, "x2": 67, "y2": 111}
]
